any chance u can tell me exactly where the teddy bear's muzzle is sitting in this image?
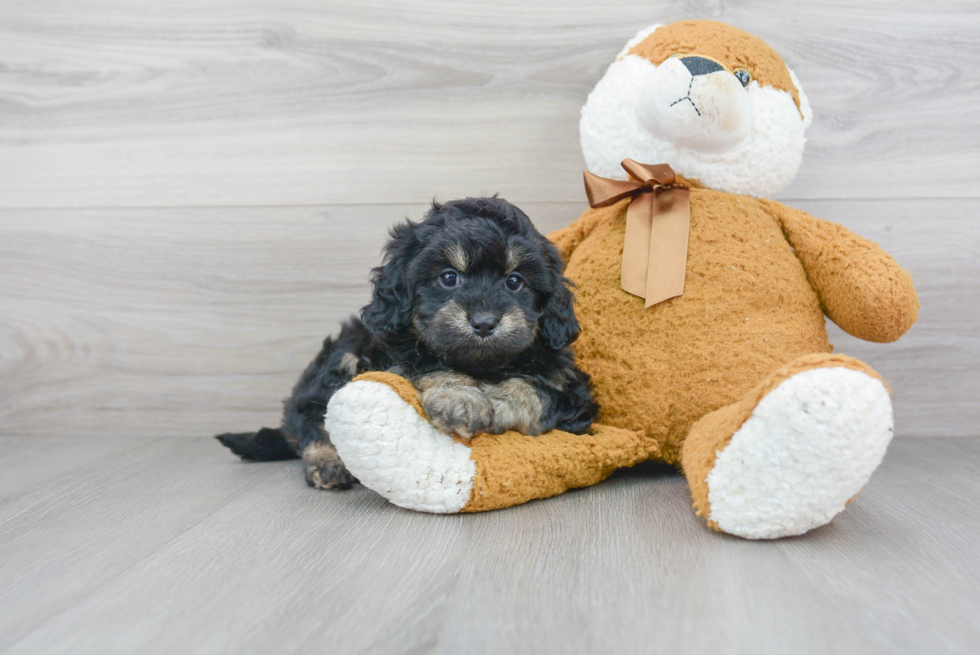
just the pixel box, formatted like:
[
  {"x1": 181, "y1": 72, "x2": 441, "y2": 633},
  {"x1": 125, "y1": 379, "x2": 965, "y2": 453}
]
[{"x1": 635, "y1": 55, "x2": 751, "y2": 154}]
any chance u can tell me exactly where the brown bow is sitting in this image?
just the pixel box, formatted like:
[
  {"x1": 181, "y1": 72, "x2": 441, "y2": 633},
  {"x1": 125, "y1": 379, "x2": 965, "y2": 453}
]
[{"x1": 584, "y1": 159, "x2": 691, "y2": 308}]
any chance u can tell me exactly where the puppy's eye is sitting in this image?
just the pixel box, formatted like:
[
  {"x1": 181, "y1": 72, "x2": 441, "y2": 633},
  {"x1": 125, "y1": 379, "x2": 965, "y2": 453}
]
[
  {"x1": 734, "y1": 68, "x2": 752, "y2": 87},
  {"x1": 505, "y1": 273, "x2": 524, "y2": 291},
  {"x1": 439, "y1": 270, "x2": 459, "y2": 287}
]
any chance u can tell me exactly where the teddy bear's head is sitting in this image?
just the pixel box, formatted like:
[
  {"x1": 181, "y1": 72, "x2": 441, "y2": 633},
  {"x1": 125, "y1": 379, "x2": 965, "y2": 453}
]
[{"x1": 580, "y1": 20, "x2": 812, "y2": 197}]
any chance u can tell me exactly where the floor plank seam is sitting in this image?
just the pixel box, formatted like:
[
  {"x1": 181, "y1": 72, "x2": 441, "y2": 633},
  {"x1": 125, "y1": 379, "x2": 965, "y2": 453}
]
[{"x1": 0, "y1": 196, "x2": 978, "y2": 212}]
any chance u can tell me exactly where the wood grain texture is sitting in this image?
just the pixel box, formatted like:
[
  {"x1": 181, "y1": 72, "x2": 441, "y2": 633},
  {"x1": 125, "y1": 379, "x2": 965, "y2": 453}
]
[
  {"x1": 1, "y1": 0, "x2": 978, "y2": 207},
  {"x1": 792, "y1": 198, "x2": 980, "y2": 438},
  {"x1": 0, "y1": 436, "x2": 978, "y2": 654},
  {"x1": 2, "y1": 3, "x2": 976, "y2": 652},
  {"x1": 1, "y1": 199, "x2": 975, "y2": 439},
  {"x1": 0, "y1": 434, "x2": 155, "y2": 524}
]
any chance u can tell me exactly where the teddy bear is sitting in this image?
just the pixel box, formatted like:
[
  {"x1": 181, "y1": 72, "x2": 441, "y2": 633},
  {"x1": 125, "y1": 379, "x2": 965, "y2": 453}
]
[{"x1": 324, "y1": 19, "x2": 919, "y2": 539}]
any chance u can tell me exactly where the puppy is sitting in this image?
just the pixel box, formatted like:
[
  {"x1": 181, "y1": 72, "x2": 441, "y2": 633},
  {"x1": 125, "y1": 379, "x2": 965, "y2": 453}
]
[{"x1": 216, "y1": 197, "x2": 598, "y2": 490}]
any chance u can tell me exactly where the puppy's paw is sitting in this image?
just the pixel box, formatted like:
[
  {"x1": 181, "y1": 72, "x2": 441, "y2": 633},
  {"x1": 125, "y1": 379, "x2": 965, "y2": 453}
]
[
  {"x1": 302, "y1": 442, "x2": 358, "y2": 490},
  {"x1": 422, "y1": 385, "x2": 495, "y2": 439}
]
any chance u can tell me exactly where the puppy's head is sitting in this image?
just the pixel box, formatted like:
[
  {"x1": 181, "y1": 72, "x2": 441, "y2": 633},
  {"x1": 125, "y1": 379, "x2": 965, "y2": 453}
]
[{"x1": 361, "y1": 197, "x2": 578, "y2": 370}]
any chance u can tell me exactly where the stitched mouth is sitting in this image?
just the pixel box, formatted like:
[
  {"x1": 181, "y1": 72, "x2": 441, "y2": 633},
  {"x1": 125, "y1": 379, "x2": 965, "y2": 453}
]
[{"x1": 669, "y1": 77, "x2": 701, "y2": 116}]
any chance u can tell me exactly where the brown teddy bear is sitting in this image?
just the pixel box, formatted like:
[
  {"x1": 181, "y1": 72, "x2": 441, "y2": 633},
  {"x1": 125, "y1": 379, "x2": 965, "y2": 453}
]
[{"x1": 325, "y1": 20, "x2": 918, "y2": 539}]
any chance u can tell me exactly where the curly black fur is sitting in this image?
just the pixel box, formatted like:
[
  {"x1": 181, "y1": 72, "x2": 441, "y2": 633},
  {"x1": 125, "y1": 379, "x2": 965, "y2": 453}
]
[{"x1": 216, "y1": 197, "x2": 598, "y2": 489}]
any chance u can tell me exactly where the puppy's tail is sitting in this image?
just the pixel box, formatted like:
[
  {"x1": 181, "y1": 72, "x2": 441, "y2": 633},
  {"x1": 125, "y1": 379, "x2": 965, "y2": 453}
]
[{"x1": 215, "y1": 427, "x2": 298, "y2": 461}]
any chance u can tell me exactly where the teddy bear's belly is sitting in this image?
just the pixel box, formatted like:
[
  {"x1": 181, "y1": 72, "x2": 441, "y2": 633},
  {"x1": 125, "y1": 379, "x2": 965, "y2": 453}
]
[{"x1": 564, "y1": 195, "x2": 831, "y2": 463}]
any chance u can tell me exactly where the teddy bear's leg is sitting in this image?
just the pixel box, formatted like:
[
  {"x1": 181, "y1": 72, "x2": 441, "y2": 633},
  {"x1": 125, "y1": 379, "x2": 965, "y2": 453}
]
[
  {"x1": 680, "y1": 353, "x2": 893, "y2": 540},
  {"x1": 325, "y1": 372, "x2": 656, "y2": 513}
]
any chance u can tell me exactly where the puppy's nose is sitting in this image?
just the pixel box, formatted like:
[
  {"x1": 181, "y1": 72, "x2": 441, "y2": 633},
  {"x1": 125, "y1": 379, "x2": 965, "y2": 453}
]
[{"x1": 470, "y1": 314, "x2": 499, "y2": 338}]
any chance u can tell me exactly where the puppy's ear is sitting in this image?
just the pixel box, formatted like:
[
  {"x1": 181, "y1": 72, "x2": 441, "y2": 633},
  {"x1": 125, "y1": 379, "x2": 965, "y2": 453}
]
[
  {"x1": 539, "y1": 241, "x2": 580, "y2": 350},
  {"x1": 361, "y1": 220, "x2": 420, "y2": 337}
]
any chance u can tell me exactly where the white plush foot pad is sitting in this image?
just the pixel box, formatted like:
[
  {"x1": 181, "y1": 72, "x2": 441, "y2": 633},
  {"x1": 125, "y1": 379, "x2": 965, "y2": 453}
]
[
  {"x1": 325, "y1": 380, "x2": 475, "y2": 513},
  {"x1": 706, "y1": 367, "x2": 893, "y2": 539}
]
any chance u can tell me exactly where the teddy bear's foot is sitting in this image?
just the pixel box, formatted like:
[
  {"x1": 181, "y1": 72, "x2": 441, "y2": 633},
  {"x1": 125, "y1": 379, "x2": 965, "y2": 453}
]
[
  {"x1": 326, "y1": 372, "x2": 655, "y2": 513},
  {"x1": 682, "y1": 354, "x2": 893, "y2": 540},
  {"x1": 326, "y1": 373, "x2": 477, "y2": 513}
]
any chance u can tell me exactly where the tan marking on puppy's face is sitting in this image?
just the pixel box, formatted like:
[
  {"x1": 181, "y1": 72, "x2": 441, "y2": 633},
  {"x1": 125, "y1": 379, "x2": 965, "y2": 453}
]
[
  {"x1": 446, "y1": 242, "x2": 468, "y2": 272},
  {"x1": 431, "y1": 298, "x2": 471, "y2": 334},
  {"x1": 505, "y1": 244, "x2": 526, "y2": 272},
  {"x1": 495, "y1": 308, "x2": 537, "y2": 341},
  {"x1": 627, "y1": 19, "x2": 802, "y2": 114}
]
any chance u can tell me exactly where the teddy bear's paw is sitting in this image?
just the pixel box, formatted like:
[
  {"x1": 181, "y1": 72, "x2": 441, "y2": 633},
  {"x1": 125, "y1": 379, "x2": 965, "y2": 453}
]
[
  {"x1": 325, "y1": 379, "x2": 476, "y2": 513},
  {"x1": 706, "y1": 366, "x2": 893, "y2": 539}
]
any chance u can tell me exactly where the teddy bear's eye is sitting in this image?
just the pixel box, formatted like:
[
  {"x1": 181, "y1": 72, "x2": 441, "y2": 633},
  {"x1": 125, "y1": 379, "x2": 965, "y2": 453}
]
[{"x1": 734, "y1": 69, "x2": 752, "y2": 87}]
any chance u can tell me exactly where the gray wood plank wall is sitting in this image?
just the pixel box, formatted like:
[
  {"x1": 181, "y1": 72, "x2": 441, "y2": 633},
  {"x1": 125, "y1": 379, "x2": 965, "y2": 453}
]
[{"x1": 1, "y1": 0, "x2": 977, "y2": 439}]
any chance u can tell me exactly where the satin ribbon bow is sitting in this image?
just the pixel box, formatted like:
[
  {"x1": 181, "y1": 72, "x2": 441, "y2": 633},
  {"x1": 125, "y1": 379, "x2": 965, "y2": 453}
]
[{"x1": 583, "y1": 159, "x2": 691, "y2": 308}]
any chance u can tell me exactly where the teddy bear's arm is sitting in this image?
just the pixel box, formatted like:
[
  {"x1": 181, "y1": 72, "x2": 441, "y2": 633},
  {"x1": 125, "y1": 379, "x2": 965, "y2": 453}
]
[
  {"x1": 547, "y1": 203, "x2": 624, "y2": 261},
  {"x1": 767, "y1": 201, "x2": 919, "y2": 343}
]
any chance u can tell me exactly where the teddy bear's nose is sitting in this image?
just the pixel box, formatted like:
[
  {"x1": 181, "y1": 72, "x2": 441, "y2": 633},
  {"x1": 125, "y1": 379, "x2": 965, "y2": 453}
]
[{"x1": 679, "y1": 55, "x2": 726, "y2": 76}]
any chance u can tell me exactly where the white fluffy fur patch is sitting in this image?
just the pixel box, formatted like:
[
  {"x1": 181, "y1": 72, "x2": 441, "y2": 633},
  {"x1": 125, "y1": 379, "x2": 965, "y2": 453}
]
[
  {"x1": 580, "y1": 54, "x2": 808, "y2": 197},
  {"x1": 706, "y1": 367, "x2": 893, "y2": 539},
  {"x1": 326, "y1": 381, "x2": 476, "y2": 513}
]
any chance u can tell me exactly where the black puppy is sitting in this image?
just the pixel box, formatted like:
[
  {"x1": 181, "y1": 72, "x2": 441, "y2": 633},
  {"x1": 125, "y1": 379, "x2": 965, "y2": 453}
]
[{"x1": 217, "y1": 197, "x2": 598, "y2": 489}]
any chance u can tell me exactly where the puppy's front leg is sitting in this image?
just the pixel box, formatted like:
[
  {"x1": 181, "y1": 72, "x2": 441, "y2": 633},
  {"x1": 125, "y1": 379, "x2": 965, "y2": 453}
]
[
  {"x1": 479, "y1": 378, "x2": 544, "y2": 436},
  {"x1": 417, "y1": 372, "x2": 494, "y2": 439}
]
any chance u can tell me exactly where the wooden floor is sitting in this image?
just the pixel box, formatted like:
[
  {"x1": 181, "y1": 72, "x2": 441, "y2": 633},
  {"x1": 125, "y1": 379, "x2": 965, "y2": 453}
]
[
  {"x1": 3, "y1": 0, "x2": 980, "y2": 653},
  {"x1": 0, "y1": 436, "x2": 977, "y2": 654}
]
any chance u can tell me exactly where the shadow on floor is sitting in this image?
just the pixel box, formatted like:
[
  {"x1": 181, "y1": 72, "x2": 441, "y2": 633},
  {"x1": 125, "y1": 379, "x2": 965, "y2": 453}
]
[{"x1": 608, "y1": 459, "x2": 681, "y2": 480}]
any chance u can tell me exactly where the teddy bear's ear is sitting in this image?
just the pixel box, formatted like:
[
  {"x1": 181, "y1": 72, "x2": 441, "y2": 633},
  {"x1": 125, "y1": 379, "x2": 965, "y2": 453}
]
[
  {"x1": 360, "y1": 220, "x2": 420, "y2": 337},
  {"x1": 538, "y1": 240, "x2": 580, "y2": 350}
]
